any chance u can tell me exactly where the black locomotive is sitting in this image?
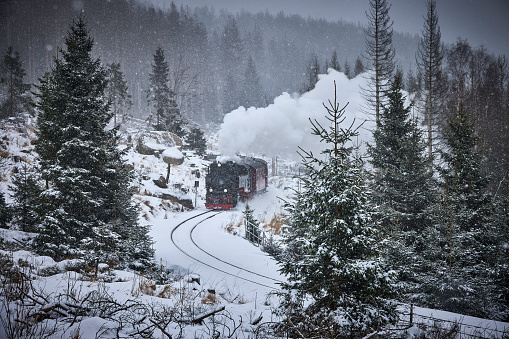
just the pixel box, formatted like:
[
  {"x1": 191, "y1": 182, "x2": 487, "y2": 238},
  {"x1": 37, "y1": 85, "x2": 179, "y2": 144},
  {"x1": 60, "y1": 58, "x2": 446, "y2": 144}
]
[{"x1": 205, "y1": 157, "x2": 268, "y2": 209}]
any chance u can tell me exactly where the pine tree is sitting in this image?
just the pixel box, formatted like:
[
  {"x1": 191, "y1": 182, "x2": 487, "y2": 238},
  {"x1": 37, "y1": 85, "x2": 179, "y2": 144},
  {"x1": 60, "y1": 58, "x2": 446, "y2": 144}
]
[
  {"x1": 242, "y1": 55, "x2": 263, "y2": 108},
  {"x1": 367, "y1": 71, "x2": 436, "y2": 300},
  {"x1": 363, "y1": 0, "x2": 395, "y2": 126},
  {"x1": 302, "y1": 54, "x2": 320, "y2": 93},
  {"x1": 0, "y1": 191, "x2": 11, "y2": 229},
  {"x1": 165, "y1": 88, "x2": 185, "y2": 137},
  {"x1": 185, "y1": 127, "x2": 207, "y2": 155},
  {"x1": 9, "y1": 164, "x2": 42, "y2": 232},
  {"x1": 329, "y1": 50, "x2": 341, "y2": 72},
  {"x1": 416, "y1": 0, "x2": 446, "y2": 171},
  {"x1": 106, "y1": 62, "x2": 132, "y2": 126},
  {"x1": 421, "y1": 104, "x2": 503, "y2": 318},
  {"x1": 220, "y1": 17, "x2": 243, "y2": 113},
  {"x1": 33, "y1": 17, "x2": 153, "y2": 268},
  {"x1": 354, "y1": 56, "x2": 365, "y2": 76},
  {"x1": 368, "y1": 70, "x2": 435, "y2": 234},
  {"x1": 147, "y1": 46, "x2": 171, "y2": 131},
  {"x1": 243, "y1": 203, "x2": 260, "y2": 244},
  {"x1": 0, "y1": 46, "x2": 33, "y2": 119},
  {"x1": 343, "y1": 59, "x2": 351, "y2": 78},
  {"x1": 278, "y1": 82, "x2": 398, "y2": 336}
]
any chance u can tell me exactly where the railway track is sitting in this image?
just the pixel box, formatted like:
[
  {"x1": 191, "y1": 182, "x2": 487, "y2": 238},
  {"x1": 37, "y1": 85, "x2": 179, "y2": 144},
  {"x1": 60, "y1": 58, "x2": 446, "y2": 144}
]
[{"x1": 170, "y1": 210, "x2": 283, "y2": 290}]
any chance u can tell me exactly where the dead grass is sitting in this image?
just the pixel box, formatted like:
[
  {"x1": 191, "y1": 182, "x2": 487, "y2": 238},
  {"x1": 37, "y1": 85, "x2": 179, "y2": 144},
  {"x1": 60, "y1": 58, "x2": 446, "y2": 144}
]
[
  {"x1": 131, "y1": 275, "x2": 156, "y2": 297},
  {"x1": 262, "y1": 214, "x2": 286, "y2": 235},
  {"x1": 224, "y1": 215, "x2": 242, "y2": 235},
  {"x1": 157, "y1": 285, "x2": 177, "y2": 299},
  {"x1": 201, "y1": 291, "x2": 218, "y2": 305}
]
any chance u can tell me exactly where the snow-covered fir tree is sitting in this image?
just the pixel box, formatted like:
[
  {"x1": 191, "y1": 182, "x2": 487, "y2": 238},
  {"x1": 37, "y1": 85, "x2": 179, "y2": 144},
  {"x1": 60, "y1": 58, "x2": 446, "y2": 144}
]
[
  {"x1": 419, "y1": 103, "x2": 508, "y2": 319},
  {"x1": 368, "y1": 70, "x2": 435, "y2": 233},
  {"x1": 32, "y1": 17, "x2": 154, "y2": 268},
  {"x1": 277, "y1": 82, "x2": 398, "y2": 337},
  {"x1": 0, "y1": 191, "x2": 11, "y2": 229},
  {"x1": 9, "y1": 164, "x2": 42, "y2": 232},
  {"x1": 0, "y1": 46, "x2": 33, "y2": 119},
  {"x1": 185, "y1": 127, "x2": 207, "y2": 155},
  {"x1": 243, "y1": 203, "x2": 260, "y2": 244},
  {"x1": 106, "y1": 62, "x2": 132, "y2": 127},
  {"x1": 367, "y1": 70, "x2": 436, "y2": 303}
]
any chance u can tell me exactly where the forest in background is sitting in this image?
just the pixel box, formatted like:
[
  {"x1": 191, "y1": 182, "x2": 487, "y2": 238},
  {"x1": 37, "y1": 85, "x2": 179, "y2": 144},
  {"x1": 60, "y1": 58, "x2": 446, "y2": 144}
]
[{"x1": 0, "y1": 0, "x2": 419, "y2": 124}]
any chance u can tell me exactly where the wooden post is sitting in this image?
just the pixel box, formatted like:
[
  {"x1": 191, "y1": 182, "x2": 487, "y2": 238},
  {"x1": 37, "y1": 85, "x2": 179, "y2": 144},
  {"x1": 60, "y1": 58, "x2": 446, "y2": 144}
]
[
  {"x1": 166, "y1": 163, "x2": 171, "y2": 183},
  {"x1": 410, "y1": 303, "x2": 414, "y2": 325}
]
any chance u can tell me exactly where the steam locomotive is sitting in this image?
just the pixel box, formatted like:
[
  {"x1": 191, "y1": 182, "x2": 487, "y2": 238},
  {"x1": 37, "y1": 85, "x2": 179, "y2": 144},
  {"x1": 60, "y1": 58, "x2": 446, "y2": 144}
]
[{"x1": 205, "y1": 157, "x2": 268, "y2": 209}]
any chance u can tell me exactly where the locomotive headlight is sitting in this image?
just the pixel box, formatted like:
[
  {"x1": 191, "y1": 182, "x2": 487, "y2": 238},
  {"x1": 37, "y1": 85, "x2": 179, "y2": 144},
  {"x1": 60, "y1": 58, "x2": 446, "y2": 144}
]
[
  {"x1": 209, "y1": 188, "x2": 213, "y2": 192},
  {"x1": 217, "y1": 163, "x2": 221, "y2": 167},
  {"x1": 224, "y1": 189, "x2": 228, "y2": 192}
]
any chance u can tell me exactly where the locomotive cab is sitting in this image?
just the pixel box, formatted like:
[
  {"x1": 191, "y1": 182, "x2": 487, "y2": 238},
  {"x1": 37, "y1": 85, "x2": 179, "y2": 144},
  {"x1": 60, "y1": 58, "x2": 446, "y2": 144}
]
[{"x1": 205, "y1": 157, "x2": 268, "y2": 210}]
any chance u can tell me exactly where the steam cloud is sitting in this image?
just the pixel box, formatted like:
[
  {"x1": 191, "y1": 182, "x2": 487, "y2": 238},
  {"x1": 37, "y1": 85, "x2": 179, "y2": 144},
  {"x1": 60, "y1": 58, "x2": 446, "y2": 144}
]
[{"x1": 218, "y1": 70, "x2": 374, "y2": 159}]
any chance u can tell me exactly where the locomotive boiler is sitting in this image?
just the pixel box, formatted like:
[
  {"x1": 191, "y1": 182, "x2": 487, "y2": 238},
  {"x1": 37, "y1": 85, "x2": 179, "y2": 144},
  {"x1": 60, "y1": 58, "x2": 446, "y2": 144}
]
[{"x1": 205, "y1": 157, "x2": 268, "y2": 209}]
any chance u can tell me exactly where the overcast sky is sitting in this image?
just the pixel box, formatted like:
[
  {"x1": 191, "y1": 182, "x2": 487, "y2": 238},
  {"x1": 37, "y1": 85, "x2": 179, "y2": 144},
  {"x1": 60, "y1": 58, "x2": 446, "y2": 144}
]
[{"x1": 147, "y1": 0, "x2": 509, "y2": 57}]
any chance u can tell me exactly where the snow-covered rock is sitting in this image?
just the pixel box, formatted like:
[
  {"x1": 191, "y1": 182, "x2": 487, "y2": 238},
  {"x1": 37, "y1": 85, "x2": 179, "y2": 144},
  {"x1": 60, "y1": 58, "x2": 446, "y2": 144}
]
[
  {"x1": 162, "y1": 147, "x2": 184, "y2": 165},
  {"x1": 135, "y1": 131, "x2": 182, "y2": 155}
]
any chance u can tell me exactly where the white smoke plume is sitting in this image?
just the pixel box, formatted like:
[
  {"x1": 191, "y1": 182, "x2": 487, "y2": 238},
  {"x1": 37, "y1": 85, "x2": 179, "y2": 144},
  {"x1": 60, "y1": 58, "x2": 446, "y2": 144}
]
[{"x1": 218, "y1": 70, "x2": 374, "y2": 159}]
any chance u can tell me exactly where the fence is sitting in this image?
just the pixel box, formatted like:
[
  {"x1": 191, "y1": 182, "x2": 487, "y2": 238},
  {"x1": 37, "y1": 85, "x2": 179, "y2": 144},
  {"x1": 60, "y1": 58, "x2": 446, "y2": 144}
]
[
  {"x1": 394, "y1": 304, "x2": 509, "y2": 338},
  {"x1": 244, "y1": 218, "x2": 268, "y2": 248}
]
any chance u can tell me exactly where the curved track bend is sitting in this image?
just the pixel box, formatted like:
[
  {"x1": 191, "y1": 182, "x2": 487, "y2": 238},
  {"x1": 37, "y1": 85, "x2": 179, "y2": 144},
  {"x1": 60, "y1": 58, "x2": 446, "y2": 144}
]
[{"x1": 170, "y1": 210, "x2": 283, "y2": 290}]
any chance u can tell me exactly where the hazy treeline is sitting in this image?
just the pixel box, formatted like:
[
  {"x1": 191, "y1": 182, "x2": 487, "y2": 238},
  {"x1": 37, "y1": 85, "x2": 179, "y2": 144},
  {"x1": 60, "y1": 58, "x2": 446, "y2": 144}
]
[{"x1": 0, "y1": 0, "x2": 419, "y2": 124}]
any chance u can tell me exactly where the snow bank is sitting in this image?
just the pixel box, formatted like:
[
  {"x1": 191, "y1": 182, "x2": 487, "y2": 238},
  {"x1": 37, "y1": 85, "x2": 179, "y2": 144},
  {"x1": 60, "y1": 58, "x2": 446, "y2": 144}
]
[{"x1": 218, "y1": 70, "x2": 373, "y2": 159}]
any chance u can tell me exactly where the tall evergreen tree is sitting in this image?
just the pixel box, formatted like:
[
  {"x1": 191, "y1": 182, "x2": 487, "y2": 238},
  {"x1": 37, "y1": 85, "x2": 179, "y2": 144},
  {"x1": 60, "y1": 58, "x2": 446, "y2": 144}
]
[
  {"x1": 354, "y1": 56, "x2": 365, "y2": 77},
  {"x1": 0, "y1": 191, "x2": 11, "y2": 229},
  {"x1": 302, "y1": 54, "x2": 320, "y2": 93},
  {"x1": 421, "y1": 104, "x2": 504, "y2": 318},
  {"x1": 9, "y1": 164, "x2": 42, "y2": 232},
  {"x1": 343, "y1": 59, "x2": 352, "y2": 78},
  {"x1": 0, "y1": 46, "x2": 33, "y2": 119},
  {"x1": 147, "y1": 46, "x2": 171, "y2": 131},
  {"x1": 106, "y1": 62, "x2": 132, "y2": 126},
  {"x1": 367, "y1": 71, "x2": 436, "y2": 300},
  {"x1": 33, "y1": 18, "x2": 153, "y2": 267},
  {"x1": 185, "y1": 126, "x2": 207, "y2": 155},
  {"x1": 329, "y1": 50, "x2": 341, "y2": 72},
  {"x1": 368, "y1": 70, "x2": 435, "y2": 234},
  {"x1": 220, "y1": 17, "x2": 243, "y2": 113},
  {"x1": 416, "y1": 0, "x2": 446, "y2": 171},
  {"x1": 242, "y1": 55, "x2": 263, "y2": 108},
  {"x1": 278, "y1": 83, "x2": 398, "y2": 336},
  {"x1": 363, "y1": 0, "x2": 395, "y2": 126}
]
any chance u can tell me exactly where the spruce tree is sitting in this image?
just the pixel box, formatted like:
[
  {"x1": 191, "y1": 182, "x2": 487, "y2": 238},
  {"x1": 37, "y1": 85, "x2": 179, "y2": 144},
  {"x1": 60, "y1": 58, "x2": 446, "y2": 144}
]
[
  {"x1": 147, "y1": 47, "x2": 185, "y2": 136},
  {"x1": 416, "y1": 0, "x2": 446, "y2": 171},
  {"x1": 278, "y1": 82, "x2": 398, "y2": 336},
  {"x1": 243, "y1": 203, "x2": 260, "y2": 244},
  {"x1": 242, "y1": 55, "x2": 263, "y2": 108},
  {"x1": 0, "y1": 46, "x2": 33, "y2": 119},
  {"x1": 9, "y1": 164, "x2": 42, "y2": 232},
  {"x1": 33, "y1": 17, "x2": 153, "y2": 268},
  {"x1": 421, "y1": 104, "x2": 503, "y2": 318},
  {"x1": 363, "y1": 0, "x2": 395, "y2": 126},
  {"x1": 354, "y1": 56, "x2": 365, "y2": 77},
  {"x1": 329, "y1": 50, "x2": 341, "y2": 72},
  {"x1": 106, "y1": 62, "x2": 132, "y2": 126},
  {"x1": 147, "y1": 46, "x2": 171, "y2": 131},
  {"x1": 368, "y1": 70, "x2": 435, "y2": 234},
  {"x1": 0, "y1": 191, "x2": 11, "y2": 229},
  {"x1": 367, "y1": 71, "x2": 436, "y2": 301},
  {"x1": 185, "y1": 127, "x2": 207, "y2": 155}
]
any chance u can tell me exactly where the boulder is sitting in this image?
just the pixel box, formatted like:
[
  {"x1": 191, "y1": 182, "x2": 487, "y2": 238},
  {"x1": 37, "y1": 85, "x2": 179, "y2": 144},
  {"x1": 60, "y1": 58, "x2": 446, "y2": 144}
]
[
  {"x1": 162, "y1": 147, "x2": 184, "y2": 166},
  {"x1": 136, "y1": 131, "x2": 183, "y2": 155}
]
